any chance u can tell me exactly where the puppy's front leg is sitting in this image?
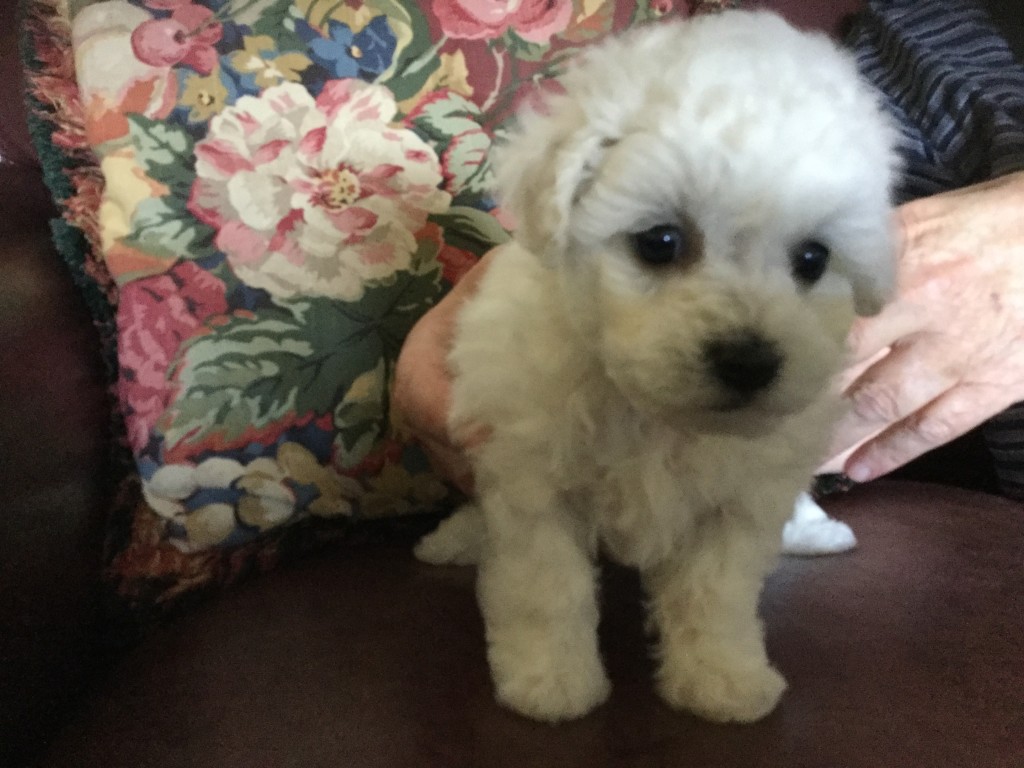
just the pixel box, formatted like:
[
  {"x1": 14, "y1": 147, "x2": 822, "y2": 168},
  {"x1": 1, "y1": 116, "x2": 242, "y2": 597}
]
[
  {"x1": 477, "y1": 488, "x2": 609, "y2": 722},
  {"x1": 644, "y1": 507, "x2": 786, "y2": 723}
]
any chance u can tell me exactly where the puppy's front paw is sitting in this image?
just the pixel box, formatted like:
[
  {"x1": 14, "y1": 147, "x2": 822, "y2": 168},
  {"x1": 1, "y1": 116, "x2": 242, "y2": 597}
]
[
  {"x1": 657, "y1": 650, "x2": 786, "y2": 723},
  {"x1": 781, "y1": 492, "x2": 857, "y2": 556},
  {"x1": 489, "y1": 639, "x2": 611, "y2": 722}
]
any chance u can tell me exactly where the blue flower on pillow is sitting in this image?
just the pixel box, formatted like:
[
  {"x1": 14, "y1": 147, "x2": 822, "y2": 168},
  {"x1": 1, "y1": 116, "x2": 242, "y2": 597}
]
[{"x1": 297, "y1": 16, "x2": 397, "y2": 83}]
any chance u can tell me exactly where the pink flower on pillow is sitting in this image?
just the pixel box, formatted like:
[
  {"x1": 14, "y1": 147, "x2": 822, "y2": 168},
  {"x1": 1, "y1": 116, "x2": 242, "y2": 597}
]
[
  {"x1": 118, "y1": 262, "x2": 227, "y2": 452},
  {"x1": 433, "y1": 0, "x2": 573, "y2": 43},
  {"x1": 130, "y1": 3, "x2": 222, "y2": 75},
  {"x1": 188, "y1": 81, "x2": 451, "y2": 301}
]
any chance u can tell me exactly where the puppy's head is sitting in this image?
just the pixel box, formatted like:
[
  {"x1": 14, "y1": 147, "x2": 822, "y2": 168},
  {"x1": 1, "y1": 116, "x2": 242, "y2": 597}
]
[{"x1": 496, "y1": 11, "x2": 899, "y2": 429}]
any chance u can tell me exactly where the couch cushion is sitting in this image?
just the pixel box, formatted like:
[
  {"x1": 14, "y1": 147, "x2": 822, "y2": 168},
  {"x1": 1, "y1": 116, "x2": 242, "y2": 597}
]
[
  {"x1": 0, "y1": 227, "x2": 111, "y2": 768},
  {"x1": 41, "y1": 481, "x2": 1024, "y2": 767}
]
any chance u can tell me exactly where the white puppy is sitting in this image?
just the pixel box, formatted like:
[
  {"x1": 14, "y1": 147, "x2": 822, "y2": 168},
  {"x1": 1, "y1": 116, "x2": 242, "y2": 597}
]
[{"x1": 416, "y1": 11, "x2": 896, "y2": 724}]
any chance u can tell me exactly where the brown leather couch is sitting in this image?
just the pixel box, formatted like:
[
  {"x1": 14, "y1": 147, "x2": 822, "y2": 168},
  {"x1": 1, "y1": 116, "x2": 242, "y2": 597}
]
[{"x1": 2, "y1": 2, "x2": 1022, "y2": 766}]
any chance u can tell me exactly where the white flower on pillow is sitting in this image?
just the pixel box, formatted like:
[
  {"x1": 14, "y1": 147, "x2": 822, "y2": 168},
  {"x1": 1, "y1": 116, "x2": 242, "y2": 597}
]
[{"x1": 189, "y1": 80, "x2": 451, "y2": 301}]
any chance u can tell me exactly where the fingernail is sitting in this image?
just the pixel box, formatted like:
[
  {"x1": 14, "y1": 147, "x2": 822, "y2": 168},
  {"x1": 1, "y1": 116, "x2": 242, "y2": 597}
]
[{"x1": 846, "y1": 462, "x2": 872, "y2": 483}]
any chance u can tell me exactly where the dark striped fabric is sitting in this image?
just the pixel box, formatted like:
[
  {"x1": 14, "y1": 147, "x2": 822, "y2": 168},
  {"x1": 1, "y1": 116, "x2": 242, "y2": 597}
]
[{"x1": 850, "y1": 0, "x2": 1024, "y2": 499}]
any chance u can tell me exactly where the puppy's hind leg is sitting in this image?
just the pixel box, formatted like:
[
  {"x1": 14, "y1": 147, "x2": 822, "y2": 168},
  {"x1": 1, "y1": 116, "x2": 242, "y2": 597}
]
[
  {"x1": 414, "y1": 504, "x2": 485, "y2": 565},
  {"x1": 477, "y1": 487, "x2": 609, "y2": 722},
  {"x1": 644, "y1": 503, "x2": 787, "y2": 723}
]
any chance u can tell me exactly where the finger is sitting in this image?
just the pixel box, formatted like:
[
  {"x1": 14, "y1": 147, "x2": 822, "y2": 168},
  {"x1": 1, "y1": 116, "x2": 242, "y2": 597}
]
[
  {"x1": 842, "y1": 383, "x2": 1002, "y2": 482},
  {"x1": 829, "y1": 334, "x2": 958, "y2": 459},
  {"x1": 833, "y1": 347, "x2": 888, "y2": 396},
  {"x1": 817, "y1": 428, "x2": 882, "y2": 475}
]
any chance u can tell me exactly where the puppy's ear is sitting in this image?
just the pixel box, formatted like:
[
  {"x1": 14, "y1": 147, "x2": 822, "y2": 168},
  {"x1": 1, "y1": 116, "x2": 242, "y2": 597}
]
[
  {"x1": 494, "y1": 99, "x2": 609, "y2": 261},
  {"x1": 851, "y1": 271, "x2": 892, "y2": 317},
  {"x1": 850, "y1": 117, "x2": 902, "y2": 317},
  {"x1": 845, "y1": 219, "x2": 898, "y2": 317}
]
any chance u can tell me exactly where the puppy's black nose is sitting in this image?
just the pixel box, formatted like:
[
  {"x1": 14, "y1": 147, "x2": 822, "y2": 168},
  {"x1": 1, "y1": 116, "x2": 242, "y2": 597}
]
[{"x1": 704, "y1": 333, "x2": 782, "y2": 396}]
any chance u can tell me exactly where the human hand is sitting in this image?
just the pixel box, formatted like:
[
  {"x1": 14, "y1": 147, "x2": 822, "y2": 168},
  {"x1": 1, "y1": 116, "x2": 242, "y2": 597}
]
[
  {"x1": 823, "y1": 170, "x2": 1024, "y2": 482},
  {"x1": 391, "y1": 249, "x2": 498, "y2": 494}
]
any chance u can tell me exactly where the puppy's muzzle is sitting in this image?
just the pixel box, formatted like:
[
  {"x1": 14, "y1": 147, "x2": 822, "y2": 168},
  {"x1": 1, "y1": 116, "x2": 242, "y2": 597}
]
[{"x1": 703, "y1": 332, "x2": 782, "y2": 405}]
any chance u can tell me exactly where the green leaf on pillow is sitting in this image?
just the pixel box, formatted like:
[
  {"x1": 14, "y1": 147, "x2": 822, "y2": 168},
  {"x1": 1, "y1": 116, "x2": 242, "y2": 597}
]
[
  {"x1": 443, "y1": 129, "x2": 496, "y2": 200},
  {"x1": 384, "y1": 48, "x2": 441, "y2": 103},
  {"x1": 502, "y1": 30, "x2": 550, "y2": 63},
  {"x1": 127, "y1": 115, "x2": 196, "y2": 196},
  {"x1": 429, "y1": 206, "x2": 510, "y2": 255},
  {"x1": 330, "y1": 239, "x2": 445, "y2": 466},
  {"x1": 408, "y1": 91, "x2": 496, "y2": 199},
  {"x1": 367, "y1": 237, "x2": 444, "y2": 348},
  {"x1": 165, "y1": 298, "x2": 382, "y2": 457},
  {"x1": 250, "y1": 0, "x2": 296, "y2": 31},
  {"x1": 249, "y1": 0, "x2": 305, "y2": 52},
  {"x1": 333, "y1": 359, "x2": 387, "y2": 467},
  {"x1": 629, "y1": 1, "x2": 668, "y2": 24},
  {"x1": 121, "y1": 196, "x2": 217, "y2": 263},
  {"x1": 408, "y1": 91, "x2": 483, "y2": 146},
  {"x1": 369, "y1": 0, "x2": 434, "y2": 90},
  {"x1": 164, "y1": 253, "x2": 444, "y2": 465}
]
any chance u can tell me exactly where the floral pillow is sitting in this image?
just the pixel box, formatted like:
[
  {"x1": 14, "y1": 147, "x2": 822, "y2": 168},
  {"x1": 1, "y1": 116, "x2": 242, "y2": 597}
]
[{"x1": 55, "y1": 0, "x2": 692, "y2": 573}]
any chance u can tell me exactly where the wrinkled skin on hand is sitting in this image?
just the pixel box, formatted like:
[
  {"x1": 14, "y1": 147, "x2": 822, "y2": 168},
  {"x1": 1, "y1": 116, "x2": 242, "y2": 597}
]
[{"x1": 824, "y1": 170, "x2": 1024, "y2": 481}]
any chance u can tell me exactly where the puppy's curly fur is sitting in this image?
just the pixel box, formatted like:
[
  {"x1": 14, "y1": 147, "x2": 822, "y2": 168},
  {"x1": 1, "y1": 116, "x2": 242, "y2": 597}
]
[{"x1": 417, "y1": 11, "x2": 897, "y2": 723}]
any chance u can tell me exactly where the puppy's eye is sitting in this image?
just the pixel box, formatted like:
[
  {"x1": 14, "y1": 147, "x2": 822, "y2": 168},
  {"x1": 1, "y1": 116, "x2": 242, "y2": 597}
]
[
  {"x1": 790, "y1": 240, "x2": 830, "y2": 285},
  {"x1": 631, "y1": 225, "x2": 689, "y2": 267}
]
